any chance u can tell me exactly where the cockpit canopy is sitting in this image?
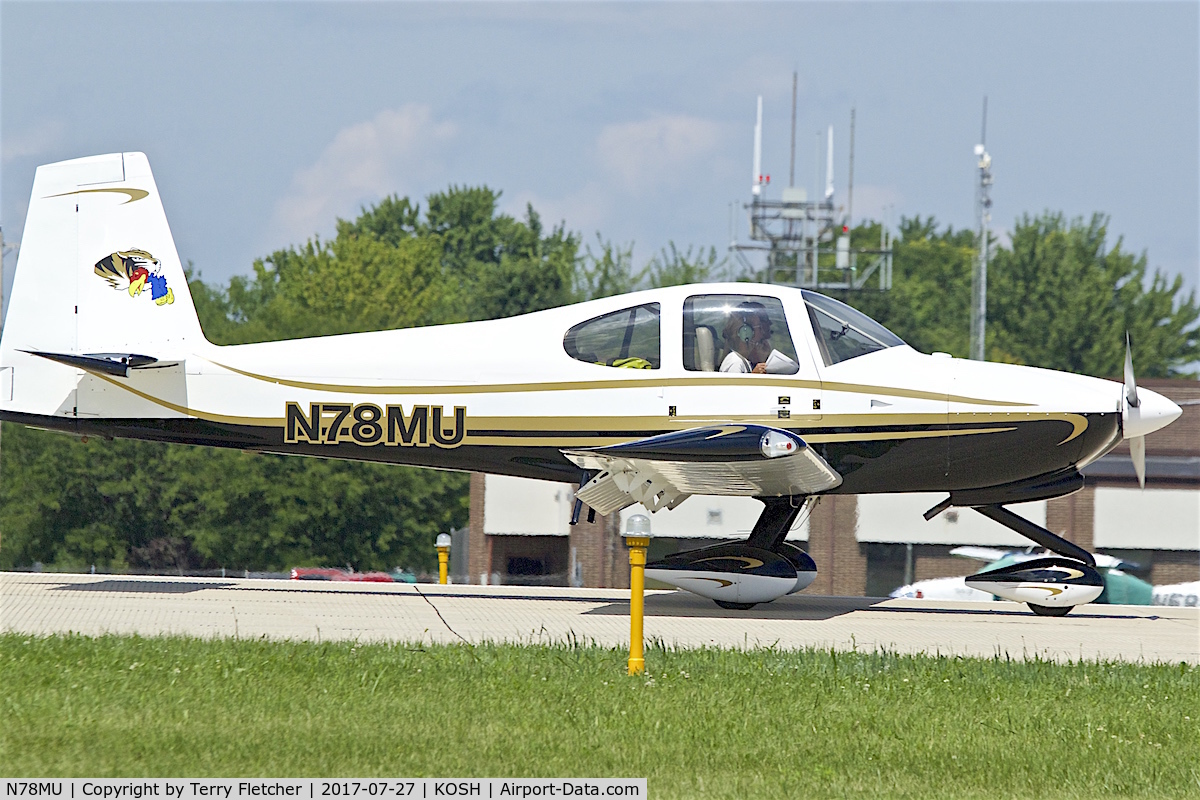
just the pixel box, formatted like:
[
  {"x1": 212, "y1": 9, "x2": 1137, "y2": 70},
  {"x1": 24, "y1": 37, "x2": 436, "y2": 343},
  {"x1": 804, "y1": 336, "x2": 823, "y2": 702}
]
[{"x1": 561, "y1": 288, "x2": 906, "y2": 372}]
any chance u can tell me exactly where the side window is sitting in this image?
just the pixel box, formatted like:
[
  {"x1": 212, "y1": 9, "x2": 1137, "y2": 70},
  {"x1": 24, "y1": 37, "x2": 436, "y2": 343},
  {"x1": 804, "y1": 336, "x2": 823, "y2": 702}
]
[
  {"x1": 803, "y1": 291, "x2": 905, "y2": 366},
  {"x1": 563, "y1": 304, "x2": 660, "y2": 369},
  {"x1": 683, "y1": 295, "x2": 799, "y2": 374}
]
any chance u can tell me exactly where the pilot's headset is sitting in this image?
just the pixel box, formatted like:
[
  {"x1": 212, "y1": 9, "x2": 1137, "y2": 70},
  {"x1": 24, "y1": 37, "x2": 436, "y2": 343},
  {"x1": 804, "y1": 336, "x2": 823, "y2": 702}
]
[{"x1": 736, "y1": 320, "x2": 755, "y2": 343}]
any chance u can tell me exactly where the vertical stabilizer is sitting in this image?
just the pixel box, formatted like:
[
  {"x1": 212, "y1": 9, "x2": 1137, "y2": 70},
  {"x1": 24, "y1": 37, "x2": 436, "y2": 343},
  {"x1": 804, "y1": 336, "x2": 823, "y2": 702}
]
[{"x1": 0, "y1": 152, "x2": 206, "y2": 417}]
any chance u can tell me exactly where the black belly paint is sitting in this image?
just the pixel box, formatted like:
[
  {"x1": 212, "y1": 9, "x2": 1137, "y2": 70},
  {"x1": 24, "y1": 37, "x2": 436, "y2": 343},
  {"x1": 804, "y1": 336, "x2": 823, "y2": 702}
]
[{"x1": 0, "y1": 410, "x2": 1121, "y2": 495}]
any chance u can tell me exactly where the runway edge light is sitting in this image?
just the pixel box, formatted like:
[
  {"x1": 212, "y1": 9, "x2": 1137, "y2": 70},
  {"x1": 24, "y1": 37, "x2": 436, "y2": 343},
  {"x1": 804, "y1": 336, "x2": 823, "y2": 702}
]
[
  {"x1": 624, "y1": 514, "x2": 652, "y2": 676},
  {"x1": 436, "y1": 533, "x2": 452, "y2": 585}
]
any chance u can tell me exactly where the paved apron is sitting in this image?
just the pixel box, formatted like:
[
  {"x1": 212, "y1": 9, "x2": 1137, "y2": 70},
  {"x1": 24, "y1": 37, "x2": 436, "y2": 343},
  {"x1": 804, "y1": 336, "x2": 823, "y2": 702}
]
[{"x1": 3, "y1": 573, "x2": 1197, "y2": 663}]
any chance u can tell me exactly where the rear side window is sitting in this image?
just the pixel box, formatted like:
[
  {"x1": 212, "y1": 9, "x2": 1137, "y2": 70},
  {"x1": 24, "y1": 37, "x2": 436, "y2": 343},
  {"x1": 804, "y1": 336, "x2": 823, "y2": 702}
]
[{"x1": 564, "y1": 303, "x2": 660, "y2": 369}]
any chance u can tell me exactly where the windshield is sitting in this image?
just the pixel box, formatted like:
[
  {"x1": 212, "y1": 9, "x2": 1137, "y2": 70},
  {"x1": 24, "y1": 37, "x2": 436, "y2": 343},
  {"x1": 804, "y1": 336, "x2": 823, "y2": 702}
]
[{"x1": 802, "y1": 291, "x2": 905, "y2": 366}]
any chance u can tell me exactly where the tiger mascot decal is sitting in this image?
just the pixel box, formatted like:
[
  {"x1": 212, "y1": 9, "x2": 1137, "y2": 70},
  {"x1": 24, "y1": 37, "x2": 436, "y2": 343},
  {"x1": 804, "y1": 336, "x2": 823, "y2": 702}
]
[{"x1": 94, "y1": 249, "x2": 175, "y2": 306}]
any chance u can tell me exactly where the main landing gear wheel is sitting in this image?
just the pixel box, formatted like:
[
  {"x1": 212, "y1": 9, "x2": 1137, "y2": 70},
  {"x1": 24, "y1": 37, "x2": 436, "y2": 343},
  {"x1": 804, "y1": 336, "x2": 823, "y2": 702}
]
[
  {"x1": 1028, "y1": 603, "x2": 1072, "y2": 617},
  {"x1": 715, "y1": 600, "x2": 758, "y2": 610}
]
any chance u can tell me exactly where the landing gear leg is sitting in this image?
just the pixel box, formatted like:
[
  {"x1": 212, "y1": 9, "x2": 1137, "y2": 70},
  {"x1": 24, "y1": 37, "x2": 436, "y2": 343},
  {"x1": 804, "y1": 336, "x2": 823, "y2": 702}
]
[
  {"x1": 646, "y1": 496, "x2": 816, "y2": 610},
  {"x1": 973, "y1": 504, "x2": 1095, "y2": 566},
  {"x1": 746, "y1": 496, "x2": 806, "y2": 551}
]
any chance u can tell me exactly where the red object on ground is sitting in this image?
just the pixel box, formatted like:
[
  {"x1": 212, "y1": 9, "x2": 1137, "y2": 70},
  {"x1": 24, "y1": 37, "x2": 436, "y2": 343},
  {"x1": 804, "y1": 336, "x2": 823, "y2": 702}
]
[
  {"x1": 291, "y1": 567, "x2": 344, "y2": 581},
  {"x1": 290, "y1": 567, "x2": 393, "y2": 582},
  {"x1": 341, "y1": 572, "x2": 394, "y2": 582}
]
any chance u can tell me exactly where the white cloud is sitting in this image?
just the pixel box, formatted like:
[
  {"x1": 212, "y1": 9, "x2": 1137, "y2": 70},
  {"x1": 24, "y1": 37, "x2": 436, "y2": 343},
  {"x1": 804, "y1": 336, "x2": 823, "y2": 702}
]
[
  {"x1": 267, "y1": 104, "x2": 457, "y2": 245},
  {"x1": 596, "y1": 114, "x2": 724, "y2": 193}
]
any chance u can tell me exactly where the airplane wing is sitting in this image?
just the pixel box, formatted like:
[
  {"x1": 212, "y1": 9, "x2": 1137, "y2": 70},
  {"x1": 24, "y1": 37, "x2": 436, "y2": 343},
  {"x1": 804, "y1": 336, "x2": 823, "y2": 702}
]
[
  {"x1": 949, "y1": 546, "x2": 1142, "y2": 572},
  {"x1": 562, "y1": 424, "x2": 842, "y2": 515},
  {"x1": 949, "y1": 546, "x2": 1012, "y2": 563}
]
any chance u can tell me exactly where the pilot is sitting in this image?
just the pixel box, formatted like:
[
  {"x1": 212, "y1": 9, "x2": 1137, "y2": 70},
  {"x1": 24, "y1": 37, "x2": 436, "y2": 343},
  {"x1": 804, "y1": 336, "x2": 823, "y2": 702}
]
[
  {"x1": 720, "y1": 302, "x2": 799, "y2": 375},
  {"x1": 720, "y1": 303, "x2": 773, "y2": 373}
]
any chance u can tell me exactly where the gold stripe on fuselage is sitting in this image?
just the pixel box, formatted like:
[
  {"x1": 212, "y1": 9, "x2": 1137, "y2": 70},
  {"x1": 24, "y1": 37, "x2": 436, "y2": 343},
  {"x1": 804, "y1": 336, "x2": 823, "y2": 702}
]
[
  {"x1": 78, "y1": 365, "x2": 1089, "y2": 448},
  {"x1": 206, "y1": 358, "x2": 1033, "y2": 408}
]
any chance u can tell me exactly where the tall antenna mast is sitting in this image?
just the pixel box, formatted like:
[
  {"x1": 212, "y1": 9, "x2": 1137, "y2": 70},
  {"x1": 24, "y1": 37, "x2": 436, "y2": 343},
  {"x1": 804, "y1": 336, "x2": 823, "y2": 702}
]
[
  {"x1": 847, "y1": 107, "x2": 855, "y2": 230},
  {"x1": 970, "y1": 97, "x2": 993, "y2": 361},
  {"x1": 789, "y1": 72, "x2": 798, "y2": 187},
  {"x1": 824, "y1": 125, "x2": 834, "y2": 200},
  {"x1": 752, "y1": 96, "x2": 764, "y2": 196},
  {"x1": 813, "y1": 130, "x2": 821, "y2": 211}
]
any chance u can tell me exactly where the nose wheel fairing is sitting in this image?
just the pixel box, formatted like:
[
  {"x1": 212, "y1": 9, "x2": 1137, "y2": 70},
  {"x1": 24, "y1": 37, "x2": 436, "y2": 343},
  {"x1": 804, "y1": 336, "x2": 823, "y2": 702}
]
[
  {"x1": 947, "y1": 503, "x2": 1103, "y2": 615},
  {"x1": 965, "y1": 557, "x2": 1105, "y2": 610}
]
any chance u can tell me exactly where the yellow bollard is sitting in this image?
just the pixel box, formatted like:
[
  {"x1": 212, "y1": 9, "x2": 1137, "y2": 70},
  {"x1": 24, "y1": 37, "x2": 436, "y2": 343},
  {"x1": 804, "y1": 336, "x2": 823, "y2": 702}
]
[
  {"x1": 624, "y1": 514, "x2": 652, "y2": 676},
  {"x1": 436, "y1": 533, "x2": 451, "y2": 585}
]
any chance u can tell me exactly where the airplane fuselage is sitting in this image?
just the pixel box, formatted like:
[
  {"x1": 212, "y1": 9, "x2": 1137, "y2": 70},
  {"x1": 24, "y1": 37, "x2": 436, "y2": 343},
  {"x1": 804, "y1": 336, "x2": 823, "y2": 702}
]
[{"x1": 2, "y1": 283, "x2": 1128, "y2": 498}]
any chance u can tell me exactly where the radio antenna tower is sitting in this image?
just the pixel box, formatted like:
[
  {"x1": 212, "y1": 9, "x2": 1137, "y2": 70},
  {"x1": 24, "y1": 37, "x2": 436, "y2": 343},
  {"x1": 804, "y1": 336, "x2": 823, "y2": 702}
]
[
  {"x1": 730, "y1": 91, "x2": 891, "y2": 291},
  {"x1": 970, "y1": 97, "x2": 993, "y2": 361}
]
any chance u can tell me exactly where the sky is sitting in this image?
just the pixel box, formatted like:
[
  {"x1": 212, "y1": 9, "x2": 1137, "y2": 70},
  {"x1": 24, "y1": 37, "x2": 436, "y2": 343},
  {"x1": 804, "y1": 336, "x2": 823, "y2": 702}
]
[{"x1": 2, "y1": 2, "x2": 1198, "y2": 302}]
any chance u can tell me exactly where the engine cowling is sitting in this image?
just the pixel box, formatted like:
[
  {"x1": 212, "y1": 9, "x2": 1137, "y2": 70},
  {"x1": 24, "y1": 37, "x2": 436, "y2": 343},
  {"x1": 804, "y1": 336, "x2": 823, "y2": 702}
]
[
  {"x1": 964, "y1": 556, "x2": 1104, "y2": 608},
  {"x1": 646, "y1": 542, "x2": 815, "y2": 606}
]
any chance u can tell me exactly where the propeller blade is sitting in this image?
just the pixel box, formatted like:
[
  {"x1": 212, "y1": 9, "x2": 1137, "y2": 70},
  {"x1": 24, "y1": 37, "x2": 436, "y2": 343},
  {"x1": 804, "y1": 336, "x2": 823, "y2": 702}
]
[
  {"x1": 1124, "y1": 333, "x2": 1140, "y2": 409},
  {"x1": 1131, "y1": 435, "x2": 1146, "y2": 489}
]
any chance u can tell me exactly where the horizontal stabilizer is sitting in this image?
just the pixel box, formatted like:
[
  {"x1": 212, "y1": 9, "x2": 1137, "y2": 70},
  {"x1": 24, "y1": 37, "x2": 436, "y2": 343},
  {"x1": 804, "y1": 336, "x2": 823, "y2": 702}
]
[{"x1": 24, "y1": 350, "x2": 177, "y2": 379}]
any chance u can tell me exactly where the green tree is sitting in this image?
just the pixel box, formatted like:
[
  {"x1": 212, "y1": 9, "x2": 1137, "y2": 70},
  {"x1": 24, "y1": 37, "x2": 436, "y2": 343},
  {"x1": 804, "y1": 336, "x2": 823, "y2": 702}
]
[
  {"x1": 844, "y1": 213, "x2": 1198, "y2": 377},
  {"x1": 647, "y1": 243, "x2": 726, "y2": 288},
  {"x1": 574, "y1": 238, "x2": 725, "y2": 301},
  {"x1": 842, "y1": 217, "x2": 976, "y2": 358},
  {"x1": 988, "y1": 213, "x2": 1199, "y2": 377},
  {"x1": 574, "y1": 236, "x2": 643, "y2": 301},
  {"x1": 343, "y1": 187, "x2": 580, "y2": 323}
]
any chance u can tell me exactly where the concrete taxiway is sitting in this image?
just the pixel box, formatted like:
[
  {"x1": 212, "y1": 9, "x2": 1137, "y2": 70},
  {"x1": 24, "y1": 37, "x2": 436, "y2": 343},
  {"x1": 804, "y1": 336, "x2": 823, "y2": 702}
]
[{"x1": 2, "y1": 572, "x2": 1197, "y2": 663}]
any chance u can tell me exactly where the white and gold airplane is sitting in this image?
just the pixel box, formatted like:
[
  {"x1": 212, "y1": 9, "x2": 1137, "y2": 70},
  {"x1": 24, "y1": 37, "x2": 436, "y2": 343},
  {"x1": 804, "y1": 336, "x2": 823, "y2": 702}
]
[{"x1": 0, "y1": 153, "x2": 1183, "y2": 614}]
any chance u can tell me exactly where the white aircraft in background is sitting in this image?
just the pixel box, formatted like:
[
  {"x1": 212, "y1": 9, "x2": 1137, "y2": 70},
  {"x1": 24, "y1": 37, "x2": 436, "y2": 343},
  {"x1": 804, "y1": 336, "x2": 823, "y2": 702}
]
[
  {"x1": 0, "y1": 153, "x2": 1183, "y2": 614},
  {"x1": 891, "y1": 546, "x2": 1199, "y2": 608}
]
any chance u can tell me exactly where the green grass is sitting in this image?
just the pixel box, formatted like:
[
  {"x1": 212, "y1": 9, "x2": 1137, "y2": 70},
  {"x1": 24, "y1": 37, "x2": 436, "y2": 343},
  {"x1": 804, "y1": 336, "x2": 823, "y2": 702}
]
[{"x1": 1, "y1": 634, "x2": 1197, "y2": 798}]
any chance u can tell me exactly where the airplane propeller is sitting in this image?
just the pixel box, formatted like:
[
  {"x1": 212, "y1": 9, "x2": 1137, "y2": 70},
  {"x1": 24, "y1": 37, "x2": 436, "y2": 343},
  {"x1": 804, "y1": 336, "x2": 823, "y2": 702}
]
[{"x1": 1123, "y1": 333, "x2": 1146, "y2": 489}]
